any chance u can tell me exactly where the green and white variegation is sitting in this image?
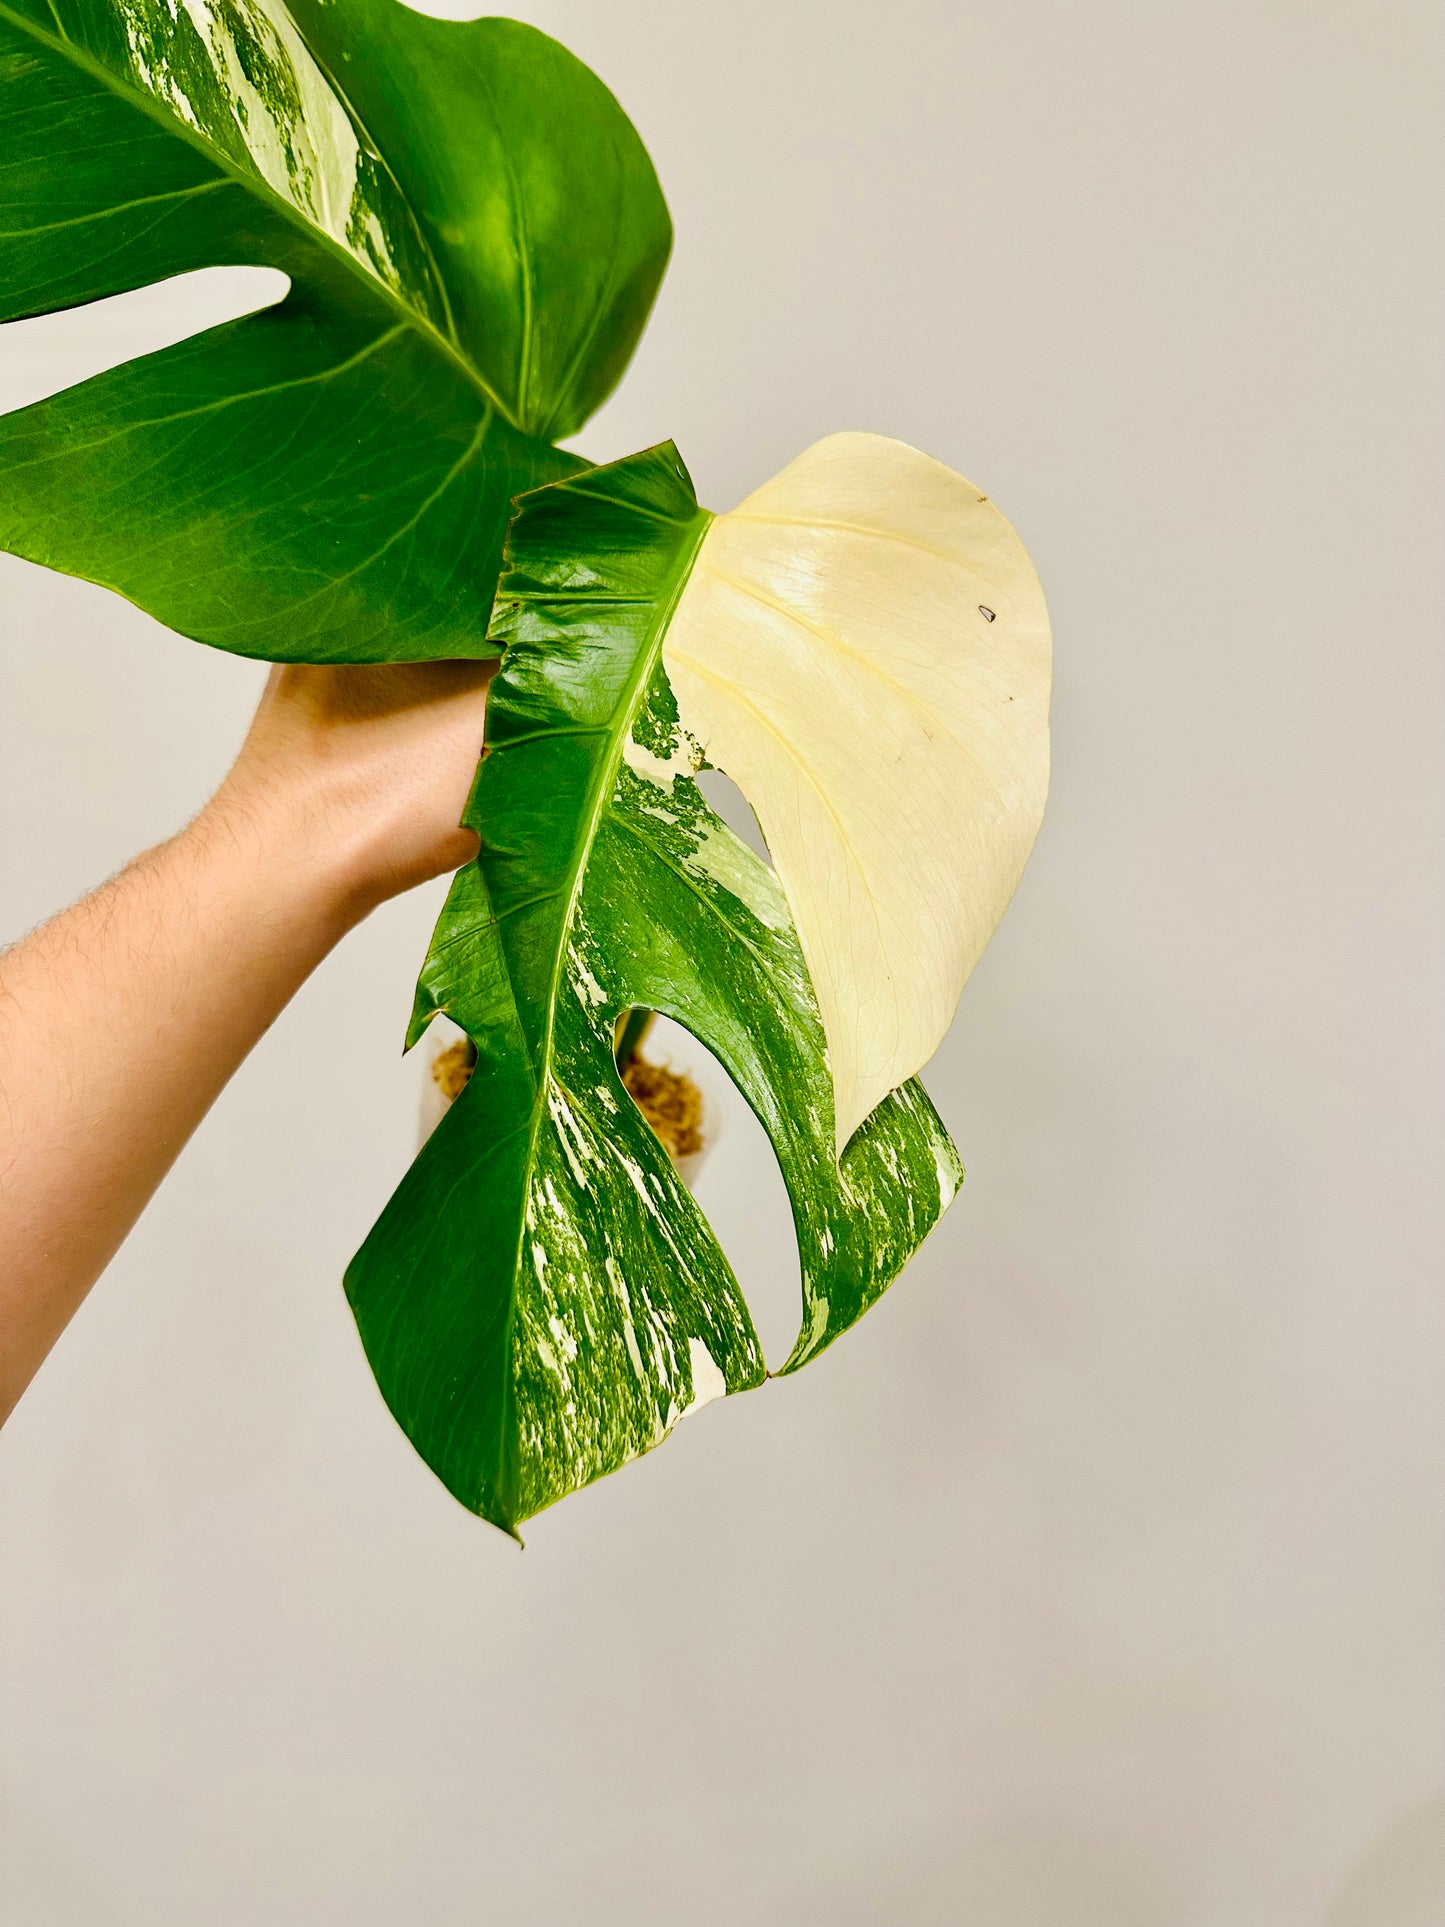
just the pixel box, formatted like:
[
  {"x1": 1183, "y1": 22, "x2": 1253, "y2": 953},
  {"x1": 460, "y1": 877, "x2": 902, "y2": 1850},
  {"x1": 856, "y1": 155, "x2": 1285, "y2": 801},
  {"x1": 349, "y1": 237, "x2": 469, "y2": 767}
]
[
  {"x1": 0, "y1": 0, "x2": 669, "y2": 658},
  {"x1": 349, "y1": 436, "x2": 1049, "y2": 1534},
  {"x1": 1, "y1": 0, "x2": 1051, "y2": 1531}
]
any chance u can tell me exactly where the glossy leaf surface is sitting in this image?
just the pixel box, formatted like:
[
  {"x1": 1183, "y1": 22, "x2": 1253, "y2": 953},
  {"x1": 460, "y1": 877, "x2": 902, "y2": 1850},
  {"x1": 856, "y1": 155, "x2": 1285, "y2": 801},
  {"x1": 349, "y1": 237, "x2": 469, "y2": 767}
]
[
  {"x1": 0, "y1": 0, "x2": 669, "y2": 659},
  {"x1": 347, "y1": 444, "x2": 962, "y2": 1533}
]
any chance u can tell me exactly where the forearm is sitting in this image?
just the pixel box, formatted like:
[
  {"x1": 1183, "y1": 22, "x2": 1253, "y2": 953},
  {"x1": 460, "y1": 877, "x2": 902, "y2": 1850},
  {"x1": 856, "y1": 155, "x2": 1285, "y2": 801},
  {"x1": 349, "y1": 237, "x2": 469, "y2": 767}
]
[
  {"x1": 0, "y1": 658, "x2": 489, "y2": 1424},
  {"x1": 0, "y1": 798, "x2": 357, "y2": 1421}
]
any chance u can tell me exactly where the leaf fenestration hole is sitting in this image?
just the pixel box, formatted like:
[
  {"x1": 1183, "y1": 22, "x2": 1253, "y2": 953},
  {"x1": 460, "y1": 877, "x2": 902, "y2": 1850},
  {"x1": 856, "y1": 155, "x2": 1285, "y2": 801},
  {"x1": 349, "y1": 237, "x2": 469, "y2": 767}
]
[
  {"x1": 616, "y1": 1010, "x2": 703, "y2": 1162},
  {"x1": 695, "y1": 767, "x2": 771, "y2": 866},
  {"x1": 623, "y1": 1014, "x2": 802, "y2": 1371},
  {"x1": 0, "y1": 267, "x2": 288, "y2": 415}
]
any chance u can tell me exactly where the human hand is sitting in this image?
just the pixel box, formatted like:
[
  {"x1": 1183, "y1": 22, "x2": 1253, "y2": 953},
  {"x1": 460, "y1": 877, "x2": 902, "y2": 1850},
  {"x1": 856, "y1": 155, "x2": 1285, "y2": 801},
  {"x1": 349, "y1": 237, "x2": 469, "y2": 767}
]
[{"x1": 204, "y1": 661, "x2": 493, "y2": 928}]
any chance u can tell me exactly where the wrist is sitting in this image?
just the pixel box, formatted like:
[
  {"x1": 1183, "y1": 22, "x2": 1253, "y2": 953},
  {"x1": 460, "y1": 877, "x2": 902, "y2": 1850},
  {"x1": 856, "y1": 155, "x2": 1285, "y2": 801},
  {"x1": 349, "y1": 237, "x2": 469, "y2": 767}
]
[{"x1": 187, "y1": 768, "x2": 378, "y2": 946}]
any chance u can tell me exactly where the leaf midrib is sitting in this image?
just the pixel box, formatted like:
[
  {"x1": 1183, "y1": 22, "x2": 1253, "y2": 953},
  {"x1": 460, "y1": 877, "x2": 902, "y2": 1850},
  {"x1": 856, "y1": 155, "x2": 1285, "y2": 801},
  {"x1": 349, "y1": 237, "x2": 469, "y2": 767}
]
[
  {"x1": 493, "y1": 499, "x2": 713, "y2": 1516},
  {"x1": 0, "y1": 0, "x2": 518, "y2": 428}
]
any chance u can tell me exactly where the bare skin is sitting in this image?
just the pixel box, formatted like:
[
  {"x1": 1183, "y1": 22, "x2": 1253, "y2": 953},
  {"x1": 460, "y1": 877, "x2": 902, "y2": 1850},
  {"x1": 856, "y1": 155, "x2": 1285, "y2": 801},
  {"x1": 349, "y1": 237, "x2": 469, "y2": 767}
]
[{"x1": 0, "y1": 660, "x2": 493, "y2": 1425}]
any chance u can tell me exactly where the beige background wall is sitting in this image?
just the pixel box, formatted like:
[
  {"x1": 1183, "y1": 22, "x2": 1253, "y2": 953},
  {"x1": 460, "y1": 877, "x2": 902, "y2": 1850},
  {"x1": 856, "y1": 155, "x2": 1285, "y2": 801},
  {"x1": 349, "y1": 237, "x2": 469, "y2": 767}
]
[{"x1": 2, "y1": 2, "x2": 1442, "y2": 1921}]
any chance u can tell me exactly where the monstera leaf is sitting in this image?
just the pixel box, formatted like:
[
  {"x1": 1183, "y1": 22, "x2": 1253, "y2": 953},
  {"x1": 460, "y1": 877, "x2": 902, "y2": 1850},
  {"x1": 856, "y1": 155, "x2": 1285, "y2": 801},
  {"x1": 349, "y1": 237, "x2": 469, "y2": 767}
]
[
  {"x1": 348, "y1": 435, "x2": 1050, "y2": 1534},
  {"x1": 1, "y1": 0, "x2": 1052, "y2": 1532},
  {"x1": 0, "y1": 0, "x2": 668, "y2": 659}
]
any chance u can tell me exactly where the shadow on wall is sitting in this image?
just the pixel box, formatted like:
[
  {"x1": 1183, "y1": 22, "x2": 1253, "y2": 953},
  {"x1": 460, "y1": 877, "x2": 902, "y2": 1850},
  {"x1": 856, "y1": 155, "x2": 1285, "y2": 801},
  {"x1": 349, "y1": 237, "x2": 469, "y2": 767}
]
[
  {"x1": 780, "y1": 1798, "x2": 1445, "y2": 1927},
  {"x1": 1324, "y1": 1799, "x2": 1445, "y2": 1927},
  {"x1": 783, "y1": 1820, "x2": 1183, "y2": 1926}
]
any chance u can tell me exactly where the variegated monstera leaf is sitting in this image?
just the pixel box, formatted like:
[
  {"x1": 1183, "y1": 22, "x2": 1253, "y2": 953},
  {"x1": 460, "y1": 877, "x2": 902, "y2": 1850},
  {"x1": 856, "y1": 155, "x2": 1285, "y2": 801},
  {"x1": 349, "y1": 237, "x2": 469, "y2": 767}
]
[
  {"x1": 348, "y1": 435, "x2": 1050, "y2": 1534},
  {"x1": 0, "y1": 0, "x2": 668, "y2": 658}
]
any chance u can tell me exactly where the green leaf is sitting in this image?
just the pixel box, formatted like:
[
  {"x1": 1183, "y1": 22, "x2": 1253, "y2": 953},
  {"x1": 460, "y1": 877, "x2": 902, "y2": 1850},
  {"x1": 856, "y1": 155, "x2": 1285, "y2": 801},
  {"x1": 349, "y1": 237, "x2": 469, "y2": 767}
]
[
  {"x1": 0, "y1": 0, "x2": 669, "y2": 660},
  {"x1": 346, "y1": 444, "x2": 962, "y2": 1535}
]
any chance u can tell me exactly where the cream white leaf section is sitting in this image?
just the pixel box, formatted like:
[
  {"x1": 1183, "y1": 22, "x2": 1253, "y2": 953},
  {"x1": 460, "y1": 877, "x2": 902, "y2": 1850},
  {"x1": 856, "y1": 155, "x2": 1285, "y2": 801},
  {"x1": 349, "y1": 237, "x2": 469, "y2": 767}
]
[{"x1": 662, "y1": 431, "x2": 1051, "y2": 1152}]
